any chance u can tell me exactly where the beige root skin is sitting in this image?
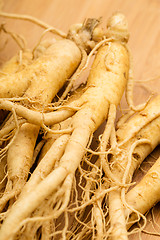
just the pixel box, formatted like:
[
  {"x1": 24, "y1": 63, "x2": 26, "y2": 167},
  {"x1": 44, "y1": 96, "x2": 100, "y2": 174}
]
[
  {"x1": 20, "y1": 133, "x2": 70, "y2": 196},
  {"x1": 0, "y1": 40, "x2": 55, "y2": 125},
  {"x1": 109, "y1": 190, "x2": 128, "y2": 240},
  {"x1": 0, "y1": 98, "x2": 80, "y2": 128},
  {"x1": 23, "y1": 39, "x2": 81, "y2": 103},
  {"x1": 0, "y1": 17, "x2": 102, "y2": 219},
  {"x1": 83, "y1": 97, "x2": 160, "y2": 240},
  {"x1": 0, "y1": 123, "x2": 39, "y2": 212},
  {"x1": 0, "y1": 18, "x2": 132, "y2": 136},
  {"x1": 0, "y1": 18, "x2": 104, "y2": 130},
  {"x1": 38, "y1": 117, "x2": 72, "y2": 161},
  {"x1": 92, "y1": 188, "x2": 106, "y2": 240},
  {"x1": 0, "y1": 39, "x2": 81, "y2": 212},
  {"x1": 0, "y1": 49, "x2": 33, "y2": 124},
  {"x1": 117, "y1": 95, "x2": 160, "y2": 147},
  {"x1": 126, "y1": 155, "x2": 160, "y2": 229},
  {"x1": 12, "y1": 133, "x2": 71, "y2": 240},
  {"x1": 0, "y1": 11, "x2": 134, "y2": 240},
  {"x1": 106, "y1": 12, "x2": 129, "y2": 43},
  {"x1": 0, "y1": 28, "x2": 86, "y2": 212},
  {"x1": 73, "y1": 97, "x2": 160, "y2": 240},
  {"x1": 1, "y1": 10, "x2": 103, "y2": 100},
  {"x1": 105, "y1": 12, "x2": 152, "y2": 112},
  {"x1": 49, "y1": 18, "x2": 103, "y2": 100},
  {"x1": 20, "y1": 173, "x2": 73, "y2": 240},
  {"x1": 0, "y1": 33, "x2": 130, "y2": 239},
  {"x1": 0, "y1": 39, "x2": 81, "y2": 99},
  {"x1": 84, "y1": 15, "x2": 131, "y2": 238},
  {"x1": 0, "y1": 41, "x2": 129, "y2": 127},
  {"x1": 0, "y1": 50, "x2": 33, "y2": 76},
  {"x1": 106, "y1": 96, "x2": 160, "y2": 240}
]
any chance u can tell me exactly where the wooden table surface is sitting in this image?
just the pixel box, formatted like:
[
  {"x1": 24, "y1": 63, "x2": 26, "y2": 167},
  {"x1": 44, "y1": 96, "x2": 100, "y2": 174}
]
[{"x1": 0, "y1": 0, "x2": 160, "y2": 239}]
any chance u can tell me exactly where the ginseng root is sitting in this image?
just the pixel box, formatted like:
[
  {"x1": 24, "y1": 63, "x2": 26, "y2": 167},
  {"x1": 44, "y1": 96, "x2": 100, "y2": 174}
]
[{"x1": 0, "y1": 13, "x2": 130, "y2": 240}]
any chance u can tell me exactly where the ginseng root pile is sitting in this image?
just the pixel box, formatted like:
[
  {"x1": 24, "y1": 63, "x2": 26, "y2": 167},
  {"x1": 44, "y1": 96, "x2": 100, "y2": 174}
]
[{"x1": 0, "y1": 9, "x2": 159, "y2": 240}]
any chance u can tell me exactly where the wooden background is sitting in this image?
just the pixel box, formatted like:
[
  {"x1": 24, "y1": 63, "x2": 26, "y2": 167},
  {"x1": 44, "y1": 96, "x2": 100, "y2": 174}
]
[{"x1": 0, "y1": 0, "x2": 160, "y2": 239}]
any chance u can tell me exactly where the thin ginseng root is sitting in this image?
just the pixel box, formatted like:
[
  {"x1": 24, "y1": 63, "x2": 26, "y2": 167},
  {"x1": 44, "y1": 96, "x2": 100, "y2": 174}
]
[
  {"x1": 0, "y1": 14, "x2": 105, "y2": 212},
  {"x1": 0, "y1": 12, "x2": 131, "y2": 240},
  {"x1": 0, "y1": 23, "x2": 26, "y2": 50},
  {"x1": 0, "y1": 11, "x2": 144, "y2": 115},
  {"x1": 0, "y1": 20, "x2": 86, "y2": 208},
  {"x1": 0, "y1": 15, "x2": 108, "y2": 142},
  {"x1": 0, "y1": 9, "x2": 104, "y2": 99},
  {"x1": 0, "y1": 13, "x2": 119, "y2": 213},
  {"x1": 73, "y1": 97, "x2": 160, "y2": 239},
  {"x1": 126, "y1": 155, "x2": 160, "y2": 230},
  {"x1": 98, "y1": 95, "x2": 160, "y2": 240},
  {"x1": 18, "y1": 173, "x2": 73, "y2": 239},
  {"x1": 0, "y1": 12, "x2": 155, "y2": 240},
  {"x1": 68, "y1": 95, "x2": 160, "y2": 240},
  {"x1": 0, "y1": 11, "x2": 67, "y2": 38},
  {"x1": 0, "y1": 36, "x2": 82, "y2": 211}
]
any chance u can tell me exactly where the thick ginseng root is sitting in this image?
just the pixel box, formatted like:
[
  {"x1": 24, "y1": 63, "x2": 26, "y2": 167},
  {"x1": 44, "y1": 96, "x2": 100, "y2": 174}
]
[
  {"x1": 81, "y1": 96, "x2": 160, "y2": 240},
  {"x1": 0, "y1": 16, "x2": 104, "y2": 213},
  {"x1": 0, "y1": 123, "x2": 39, "y2": 212},
  {"x1": 18, "y1": 173, "x2": 74, "y2": 240},
  {"x1": 0, "y1": 14, "x2": 130, "y2": 239},
  {"x1": 0, "y1": 17, "x2": 103, "y2": 135},
  {"x1": 126, "y1": 155, "x2": 160, "y2": 229},
  {"x1": 0, "y1": 13, "x2": 131, "y2": 128},
  {"x1": 0, "y1": 49, "x2": 33, "y2": 124},
  {"x1": 106, "y1": 95, "x2": 160, "y2": 240},
  {"x1": 0, "y1": 16, "x2": 96, "y2": 99},
  {"x1": 0, "y1": 40, "x2": 76, "y2": 98},
  {"x1": 0, "y1": 39, "x2": 56, "y2": 126},
  {"x1": 19, "y1": 116, "x2": 73, "y2": 197},
  {"x1": 0, "y1": 11, "x2": 104, "y2": 100},
  {"x1": 0, "y1": 39, "x2": 81, "y2": 212},
  {"x1": 0, "y1": 50, "x2": 34, "y2": 196},
  {"x1": 8, "y1": 120, "x2": 72, "y2": 240}
]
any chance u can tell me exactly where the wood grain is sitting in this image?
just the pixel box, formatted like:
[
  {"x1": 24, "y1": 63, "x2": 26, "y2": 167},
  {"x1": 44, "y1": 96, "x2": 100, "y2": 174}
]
[{"x1": 0, "y1": 0, "x2": 160, "y2": 239}]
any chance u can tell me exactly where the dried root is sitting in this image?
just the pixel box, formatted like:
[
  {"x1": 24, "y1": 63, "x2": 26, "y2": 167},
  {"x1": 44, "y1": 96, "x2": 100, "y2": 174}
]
[{"x1": 0, "y1": 9, "x2": 159, "y2": 240}]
